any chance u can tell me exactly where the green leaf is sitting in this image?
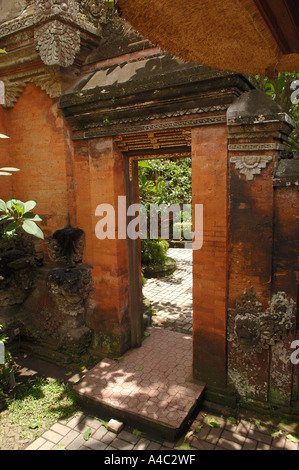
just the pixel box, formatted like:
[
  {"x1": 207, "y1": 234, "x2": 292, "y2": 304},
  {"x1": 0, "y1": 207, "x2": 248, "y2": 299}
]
[
  {"x1": 227, "y1": 417, "x2": 236, "y2": 424},
  {"x1": 0, "y1": 133, "x2": 9, "y2": 138},
  {"x1": 29, "y1": 214, "x2": 43, "y2": 222},
  {"x1": 206, "y1": 417, "x2": 220, "y2": 428},
  {"x1": 12, "y1": 202, "x2": 24, "y2": 216},
  {"x1": 0, "y1": 167, "x2": 19, "y2": 172},
  {"x1": 0, "y1": 199, "x2": 7, "y2": 211},
  {"x1": 195, "y1": 425, "x2": 203, "y2": 433},
  {"x1": 56, "y1": 444, "x2": 65, "y2": 450},
  {"x1": 23, "y1": 200, "x2": 37, "y2": 213},
  {"x1": 3, "y1": 221, "x2": 19, "y2": 233},
  {"x1": 271, "y1": 430, "x2": 283, "y2": 438},
  {"x1": 29, "y1": 421, "x2": 40, "y2": 429},
  {"x1": 6, "y1": 199, "x2": 18, "y2": 210},
  {"x1": 83, "y1": 428, "x2": 92, "y2": 441},
  {"x1": 139, "y1": 365, "x2": 143, "y2": 371},
  {"x1": 143, "y1": 331, "x2": 150, "y2": 337},
  {"x1": 286, "y1": 434, "x2": 299, "y2": 443},
  {"x1": 22, "y1": 219, "x2": 44, "y2": 239},
  {"x1": 179, "y1": 443, "x2": 191, "y2": 450},
  {"x1": 133, "y1": 429, "x2": 142, "y2": 439}
]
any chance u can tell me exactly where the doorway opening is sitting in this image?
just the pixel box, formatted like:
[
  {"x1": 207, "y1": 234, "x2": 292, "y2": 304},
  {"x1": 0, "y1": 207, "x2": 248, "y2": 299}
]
[{"x1": 137, "y1": 155, "x2": 193, "y2": 336}]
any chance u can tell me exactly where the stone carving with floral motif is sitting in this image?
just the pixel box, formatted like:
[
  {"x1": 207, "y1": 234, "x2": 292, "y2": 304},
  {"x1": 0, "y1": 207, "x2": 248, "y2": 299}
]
[{"x1": 230, "y1": 155, "x2": 273, "y2": 181}]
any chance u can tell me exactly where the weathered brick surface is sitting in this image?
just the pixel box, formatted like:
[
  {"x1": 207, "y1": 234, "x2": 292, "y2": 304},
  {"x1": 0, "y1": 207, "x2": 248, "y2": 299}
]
[
  {"x1": 0, "y1": 106, "x2": 12, "y2": 197},
  {"x1": 73, "y1": 137, "x2": 131, "y2": 356},
  {"x1": 191, "y1": 124, "x2": 228, "y2": 389},
  {"x1": 3, "y1": 84, "x2": 72, "y2": 238}
]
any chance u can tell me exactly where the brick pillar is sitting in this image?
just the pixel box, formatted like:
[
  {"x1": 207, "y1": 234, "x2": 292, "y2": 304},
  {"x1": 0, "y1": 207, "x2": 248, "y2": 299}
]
[
  {"x1": 74, "y1": 137, "x2": 131, "y2": 357},
  {"x1": 227, "y1": 89, "x2": 297, "y2": 408},
  {"x1": 271, "y1": 162, "x2": 299, "y2": 407},
  {"x1": 192, "y1": 124, "x2": 229, "y2": 398}
]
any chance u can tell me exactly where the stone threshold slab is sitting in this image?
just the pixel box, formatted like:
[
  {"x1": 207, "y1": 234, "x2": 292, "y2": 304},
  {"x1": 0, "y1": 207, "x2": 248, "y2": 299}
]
[{"x1": 73, "y1": 327, "x2": 205, "y2": 441}]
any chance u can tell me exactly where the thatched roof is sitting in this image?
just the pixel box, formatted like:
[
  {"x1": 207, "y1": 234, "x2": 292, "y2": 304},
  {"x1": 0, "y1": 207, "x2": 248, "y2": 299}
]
[{"x1": 117, "y1": 0, "x2": 299, "y2": 75}]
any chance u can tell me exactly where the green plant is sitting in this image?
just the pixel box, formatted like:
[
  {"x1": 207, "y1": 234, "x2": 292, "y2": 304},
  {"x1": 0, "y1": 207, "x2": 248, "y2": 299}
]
[
  {"x1": 0, "y1": 198, "x2": 44, "y2": 240},
  {"x1": 251, "y1": 72, "x2": 299, "y2": 151},
  {"x1": 141, "y1": 238, "x2": 169, "y2": 265},
  {"x1": 206, "y1": 417, "x2": 220, "y2": 428},
  {"x1": 0, "y1": 134, "x2": 44, "y2": 241},
  {"x1": 138, "y1": 157, "x2": 192, "y2": 207}
]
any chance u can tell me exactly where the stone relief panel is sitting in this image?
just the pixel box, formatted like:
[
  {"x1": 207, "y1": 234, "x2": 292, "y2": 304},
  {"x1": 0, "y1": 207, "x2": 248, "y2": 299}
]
[
  {"x1": 230, "y1": 155, "x2": 273, "y2": 181},
  {"x1": 227, "y1": 290, "x2": 296, "y2": 356}
]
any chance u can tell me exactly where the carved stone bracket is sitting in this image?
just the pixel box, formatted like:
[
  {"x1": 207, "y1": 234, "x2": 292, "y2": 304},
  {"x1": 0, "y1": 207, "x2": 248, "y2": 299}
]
[
  {"x1": 34, "y1": 20, "x2": 81, "y2": 67},
  {"x1": 227, "y1": 290, "x2": 296, "y2": 356},
  {"x1": 230, "y1": 155, "x2": 273, "y2": 181},
  {"x1": 33, "y1": 0, "x2": 81, "y2": 67},
  {"x1": 1, "y1": 66, "x2": 62, "y2": 108}
]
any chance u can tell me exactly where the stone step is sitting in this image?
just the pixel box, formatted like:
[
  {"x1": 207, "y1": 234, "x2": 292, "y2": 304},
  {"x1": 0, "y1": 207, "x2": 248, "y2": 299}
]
[{"x1": 73, "y1": 327, "x2": 205, "y2": 441}]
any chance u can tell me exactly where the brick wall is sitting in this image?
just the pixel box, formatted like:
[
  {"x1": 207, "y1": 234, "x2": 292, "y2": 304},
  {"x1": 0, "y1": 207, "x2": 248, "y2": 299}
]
[
  {"x1": 191, "y1": 124, "x2": 229, "y2": 391},
  {"x1": 3, "y1": 83, "x2": 73, "y2": 238},
  {"x1": 0, "y1": 105, "x2": 12, "y2": 198},
  {"x1": 73, "y1": 137, "x2": 131, "y2": 356}
]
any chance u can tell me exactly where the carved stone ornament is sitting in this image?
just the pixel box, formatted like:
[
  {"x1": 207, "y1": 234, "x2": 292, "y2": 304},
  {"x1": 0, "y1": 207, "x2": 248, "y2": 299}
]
[
  {"x1": 34, "y1": 0, "x2": 79, "y2": 23},
  {"x1": 34, "y1": 20, "x2": 81, "y2": 67},
  {"x1": 46, "y1": 224, "x2": 85, "y2": 267},
  {"x1": 33, "y1": 0, "x2": 81, "y2": 67},
  {"x1": 230, "y1": 155, "x2": 273, "y2": 181},
  {"x1": 227, "y1": 290, "x2": 296, "y2": 355},
  {"x1": 1, "y1": 67, "x2": 62, "y2": 108},
  {"x1": 78, "y1": 0, "x2": 106, "y2": 25}
]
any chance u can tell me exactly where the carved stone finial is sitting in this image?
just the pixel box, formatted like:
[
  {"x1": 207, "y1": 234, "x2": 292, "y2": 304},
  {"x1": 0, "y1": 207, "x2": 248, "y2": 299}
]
[{"x1": 228, "y1": 290, "x2": 296, "y2": 355}]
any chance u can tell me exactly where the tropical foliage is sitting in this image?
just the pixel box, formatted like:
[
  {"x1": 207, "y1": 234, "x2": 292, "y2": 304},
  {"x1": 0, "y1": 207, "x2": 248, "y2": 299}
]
[
  {"x1": 251, "y1": 72, "x2": 299, "y2": 150},
  {"x1": 0, "y1": 198, "x2": 44, "y2": 240},
  {"x1": 138, "y1": 157, "x2": 192, "y2": 207}
]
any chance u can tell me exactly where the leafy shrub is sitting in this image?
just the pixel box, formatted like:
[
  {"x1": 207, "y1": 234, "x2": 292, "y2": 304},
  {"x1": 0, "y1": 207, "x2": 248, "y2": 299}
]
[
  {"x1": 0, "y1": 198, "x2": 44, "y2": 240},
  {"x1": 141, "y1": 239, "x2": 169, "y2": 266},
  {"x1": 173, "y1": 221, "x2": 192, "y2": 240}
]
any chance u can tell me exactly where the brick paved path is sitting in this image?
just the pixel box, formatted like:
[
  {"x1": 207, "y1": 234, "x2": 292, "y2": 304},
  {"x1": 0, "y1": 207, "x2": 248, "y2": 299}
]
[
  {"x1": 143, "y1": 248, "x2": 193, "y2": 334},
  {"x1": 25, "y1": 409, "x2": 299, "y2": 451},
  {"x1": 73, "y1": 328, "x2": 205, "y2": 439}
]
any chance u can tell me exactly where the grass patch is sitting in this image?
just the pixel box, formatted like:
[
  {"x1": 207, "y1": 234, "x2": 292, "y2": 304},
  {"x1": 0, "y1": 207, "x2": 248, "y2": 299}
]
[{"x1": 1, "y1": 375, "x2": 79, "y2": 442}]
